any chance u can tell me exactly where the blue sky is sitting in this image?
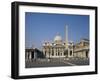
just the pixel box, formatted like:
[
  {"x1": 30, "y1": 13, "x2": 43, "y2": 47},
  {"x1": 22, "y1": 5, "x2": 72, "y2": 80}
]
[{"x1": 25, "y1": 12, "x2": 89, "y2": 49}]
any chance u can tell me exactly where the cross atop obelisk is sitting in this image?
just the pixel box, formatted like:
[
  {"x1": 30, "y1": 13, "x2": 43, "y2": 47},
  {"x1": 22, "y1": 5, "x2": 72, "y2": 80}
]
[{"x1": 65, "y1": 25, "x2": 68, "y2": 49}]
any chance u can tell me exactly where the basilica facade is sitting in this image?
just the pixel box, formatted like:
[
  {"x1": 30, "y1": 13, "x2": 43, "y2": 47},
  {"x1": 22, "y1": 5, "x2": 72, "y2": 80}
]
[
  {"x1": 42, "y1": 34, "x2": 74, "y2": 58},
  {"x1": 42, "y1": 36, "x2": 89, "y2": 59}
]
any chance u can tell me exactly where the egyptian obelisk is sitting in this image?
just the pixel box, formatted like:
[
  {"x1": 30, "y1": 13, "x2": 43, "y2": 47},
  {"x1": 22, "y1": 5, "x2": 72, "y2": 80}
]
[{"x1": 65, "y1": 25, "x2": 68, "y2": 49}]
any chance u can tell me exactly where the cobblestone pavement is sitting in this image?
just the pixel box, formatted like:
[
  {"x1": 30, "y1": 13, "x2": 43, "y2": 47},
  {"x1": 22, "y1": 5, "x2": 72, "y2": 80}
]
[{"x1": 25, "y1": 58, "x2": 89, "y2": 68}]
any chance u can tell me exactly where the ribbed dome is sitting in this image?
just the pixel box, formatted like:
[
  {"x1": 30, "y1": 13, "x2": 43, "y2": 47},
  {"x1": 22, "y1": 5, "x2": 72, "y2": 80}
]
[{"x1": 54, "y1": 35, "x2": 62, "y2": 42}]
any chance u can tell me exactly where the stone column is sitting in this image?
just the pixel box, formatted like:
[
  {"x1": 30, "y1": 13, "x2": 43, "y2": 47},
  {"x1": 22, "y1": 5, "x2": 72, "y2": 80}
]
[
  {"x1": 68, "y1": 48, "x2": 70, "y2": 57},
  {"x1": 34, "y1": 50, "x2": 37, "y2": 60},
  {"x1": 72, "y1": 49, "x2": 74, "y2": 57},
  {"x1": 26, "y1": 52, "x2": 29, "y2": 61},
  {"x1": 48, "y1": 48, "x2": 50, "y2": 58},
  {"x1": 47, "y1": 48, "x2": 49, "y2": 58},
  {"x1": 43, "y1": 48, "x2": 45, "y2": 56},
  {"x1": 62, "y1": 48, "x2": 64, "y2": 56},
  {"x1": 57, "y1": 48, "x2": 58, "y2": 57},
  {"x1": 50, "y1": 48, "x2": 52, "y2": 57},
  {"x1": 45, "y1": 48, "x2": 47, "y2": 57},
  {"x1": 56, "y1": 48, "x2": 57, "y2": 57},
  {"x1": 29, "y1": 51, "x2": 32, "y2": 61},
  {"x1": 53, "y1": 48, "x2": 56, "y2": 56},
  {"x1": 59, "y1": 48, "x2": 61, "y2": 56},
  {"x1": 49, "y1": 48, "x2": 51, "y2": 58}
]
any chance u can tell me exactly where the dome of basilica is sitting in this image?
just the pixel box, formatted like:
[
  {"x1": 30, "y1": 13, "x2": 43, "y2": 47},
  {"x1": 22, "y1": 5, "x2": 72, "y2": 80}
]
[{"x1": 54, "y1": 34, "x2": 62, "y2": 42}]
